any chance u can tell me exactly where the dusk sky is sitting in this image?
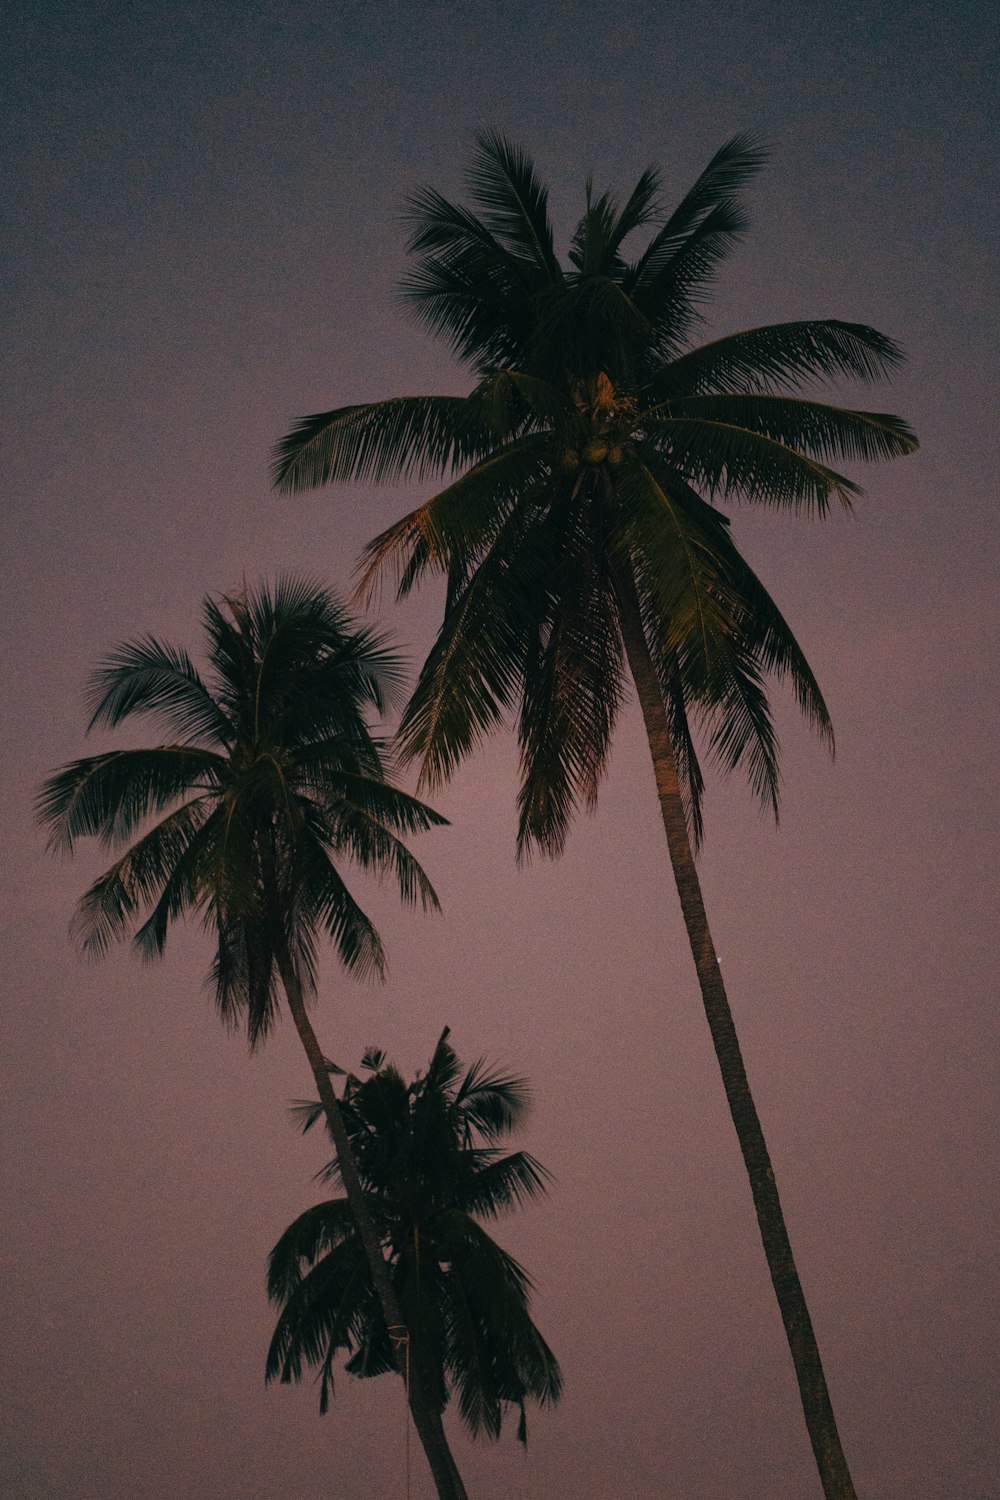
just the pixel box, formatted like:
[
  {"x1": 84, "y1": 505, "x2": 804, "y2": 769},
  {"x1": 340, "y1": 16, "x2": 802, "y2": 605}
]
[{"x1": 3, "y1": 3, "x2": 997, "y2": 1497}]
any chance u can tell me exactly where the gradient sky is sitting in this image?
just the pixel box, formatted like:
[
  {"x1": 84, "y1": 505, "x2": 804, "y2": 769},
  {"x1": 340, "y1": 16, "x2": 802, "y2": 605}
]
[{"x1": 3, "y1": 3, "x2": 997, "y2": 1497}]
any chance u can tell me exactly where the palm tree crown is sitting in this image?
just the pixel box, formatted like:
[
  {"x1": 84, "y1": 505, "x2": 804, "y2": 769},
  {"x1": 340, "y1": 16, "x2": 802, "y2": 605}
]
[
  {"x1": 274, "y1": 133, "x2": 917, "y2": 854},
  {"x1": 36, "y1": 576, "x2": 447, "y2": 1043},
  {"x1": 267, "y1": 1028, "x2": 562, "y2": 1442}
]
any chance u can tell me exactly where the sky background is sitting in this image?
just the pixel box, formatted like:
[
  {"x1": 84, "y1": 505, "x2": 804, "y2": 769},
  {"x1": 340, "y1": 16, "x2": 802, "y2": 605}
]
[{"x1": 2, "y1": 2, "x2": 997, "y2": 1497}]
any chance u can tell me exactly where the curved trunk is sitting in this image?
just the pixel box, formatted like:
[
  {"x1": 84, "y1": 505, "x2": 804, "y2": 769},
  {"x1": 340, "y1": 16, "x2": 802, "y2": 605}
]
[
  {"x1": 274, "y1": 945, "x2": 469, "y2": 1500},
  {"x1": 613, "y1": 569, "x2": 857, "y2": 1500}
]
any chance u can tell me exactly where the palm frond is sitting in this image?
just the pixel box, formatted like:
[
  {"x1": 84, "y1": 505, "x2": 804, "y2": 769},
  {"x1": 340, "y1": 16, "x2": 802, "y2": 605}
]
[
  {"x1": 454, "y1": 1057, "x2": 532, "y2": 1139},
  {"x1": 267, "y1": 1199, "x2": 360, "y2": 1303},
  {"x1": 401, "y1": 186, "x2": 547, "y2": 368},
  {"x1": 85, "y1": 637, "x2": 231, "y2": 743},
  {"x1": 648, "y1": 417, "x2": 862, "y2": 514},
  {"x1": 627, "y1": 134, "x2": 766, "y2": 297},
  {"x1": 515, "y1": 487, "x2": 626, "y2": 859},
  {"x1": 467, "y1": 132, "x2": 561, "y2": 282},
  {"x1": 69, "y1": 798, "x2": 212, "y2": 957},
  {"x1": 456, "y1": 1152, "x2": 551, "y2": 1218},
  {"x1": 355, "y1": 436, "x2": 550, "y2": 606},
  {"x1": 665, "y1": 393, "x2": 918, "y2": 465},
  {"x1": 131, "y1": 804, "x2": 225, "y2": 959},
  {"x1": 395, "y1": 494, "x2": 547, "y2": 786},
  {"x1": 298, "y1": 841, "x2": 387, "y2": 981},
  {"x1": 307, "y1": 792, "x2": 443, "y2": 914},
  {"x1": 660, "y1": 661, "x2": 706, "y2": 849},
  {"x1": 273, "y1": 396, "x2": 486, "y2": 494},
  {"x1": 659, "y1": 319, "x2": 909, "y2": 395},
  {"x1": 265, "y1": 1238, "x2": 374, "y2": 1391},
  {"x1": 36, "y1": 747, "x2": 223, "y2": 853},
  {"x1": 568, "y1": 167, "x2": 660, "y2": 275}
]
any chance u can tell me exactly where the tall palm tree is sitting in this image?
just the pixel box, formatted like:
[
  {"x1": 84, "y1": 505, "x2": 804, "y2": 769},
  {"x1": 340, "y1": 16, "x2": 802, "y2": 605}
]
[
  {"x1": 35, "y1": 577, "x2": 471, "y2": 1500},
  {"x1": 273, "y1": 136, "x2": 918, "y2": 1499},
  {"x1": 267, "y1": 1028, "x2": 561, "y2": 1476}
]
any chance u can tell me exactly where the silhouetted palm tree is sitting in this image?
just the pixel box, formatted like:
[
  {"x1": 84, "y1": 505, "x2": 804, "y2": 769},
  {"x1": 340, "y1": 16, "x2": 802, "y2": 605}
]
[
  {"x1": 36, "y1": 578, "x2": 469, "y2": 1500},
  {"x1": 274, "y1": 136, "x2": 918, "y2": 1499},
  {"x1": 267, "y1": 1028, "x2": 560, "y2": 1476}
]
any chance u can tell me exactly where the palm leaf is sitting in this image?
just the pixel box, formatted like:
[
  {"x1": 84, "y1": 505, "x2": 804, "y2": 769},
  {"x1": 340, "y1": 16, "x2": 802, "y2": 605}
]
[
  {"x1": 627, "y1": 134, "x2": 766, "y2": 296},
  {"x1": 36, "y1": 747, "x2": 223, "y2": 853},
  {"x1": 659, "y1": 319, "x2": 908, "y2": 395},
  {"x1": 85, "y1": 637, "x2": 231, "y2": 743},
  {"x1": 355, "y1": 435, "x2": 550, "y2": 605},
  {"x1": 456, "y1": 1152, "x2": 551, "y2": 1218},
  {"x1": 273, "y1": 396, "x2": 485, "y2": 494},
  {"x1": 515, "y1": 496, "x2": 626, "y2": 858},
  {"x1": 467, "y1": 132, "x2": 561, "y2": 282},
  {"x1": 70, "y1": 798, "x2": 212, "y2": 956},
  {"x1": 647, "y1": 417, "x2": 862, "y2": 514},
  {"x1": 665, "y1": 393, "x2": 918, "y2": 464}
]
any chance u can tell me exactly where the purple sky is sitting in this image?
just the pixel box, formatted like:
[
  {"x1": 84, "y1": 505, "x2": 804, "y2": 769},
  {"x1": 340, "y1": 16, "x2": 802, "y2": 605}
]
[{"x1": 3, "y1": 3, "x2": 997, "y2": 1497}]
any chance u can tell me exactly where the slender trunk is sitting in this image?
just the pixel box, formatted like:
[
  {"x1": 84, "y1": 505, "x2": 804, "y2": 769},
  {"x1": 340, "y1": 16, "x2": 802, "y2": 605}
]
[
  {"x1": 274, "y1": 943, "x2": 469, "y2": 1500},
  {"x1": 613, "y1": 567, "x2": 857, "y2": 1500}
]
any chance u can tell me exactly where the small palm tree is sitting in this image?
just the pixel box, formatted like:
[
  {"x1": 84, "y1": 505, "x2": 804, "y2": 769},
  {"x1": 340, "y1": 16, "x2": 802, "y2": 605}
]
[
  {"x1": 273, "y1": 136, "x2": 919, "y2": 1499},
  {"x1": 35, "y1": 577, "x2": 469, "y2": 1500},
  {"x1": 267, "y1": 1028, "x2": 561, "y2": 1474}
]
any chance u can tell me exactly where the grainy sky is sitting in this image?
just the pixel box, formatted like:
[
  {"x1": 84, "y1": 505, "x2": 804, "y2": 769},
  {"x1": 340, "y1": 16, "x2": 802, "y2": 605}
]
[{"x1": 2, "y1": 3, "x2": 997, "y2": 1497}]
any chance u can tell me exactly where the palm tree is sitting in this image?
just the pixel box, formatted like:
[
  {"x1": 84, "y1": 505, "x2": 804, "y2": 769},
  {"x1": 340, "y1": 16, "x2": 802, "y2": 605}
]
[
  {"x1": 272, "y1": 136, "x2": 918, "y2": 1499},
  {"x1": 35, "y1": 577, "x2": 471, "y2": 1500},
  {"x1": 267, "y1": 1027, "x2": 561, "y2": 1479}
]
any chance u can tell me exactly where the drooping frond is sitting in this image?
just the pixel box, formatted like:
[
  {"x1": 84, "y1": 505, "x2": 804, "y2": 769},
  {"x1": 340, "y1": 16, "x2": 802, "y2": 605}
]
[
  {"x1": 663, "y1": 394, "x2": 918, "y2": 466},
  {"x1": 295, "y1": 833, "x2": 387, "y2": 982},
  {"x1": 305, "y1": 785, "x2": 444, "y2": 913},
  {"x1": 267, "y1": 1199, "x2": 359, "y2": 1304},
  {"x1": 131, "y1": 803, "x2": 225, "y2": 959},
  {"x1": 396, "y1": 495, "x2": 547, "y2": 786},
  {"x1": 659, "y1": 319, "x2": 908, "y2": 395},
  {"x1": 515, "y1": 492, "x2": 626, "y2": 859},
  {"x1": 70, "y1": 798, "x2": 212, "y2": 956},
  {"x1": 36, "y1": 747, "x2": 223, "y2": 853},
  {"x1": 660, "y1": 665, "x2": 706, "y2": 848},
  {"x1": 85, "y1": 638, "x2": 231, "y2": 744},
  {"x1": 355, "y1": 434, "x2": 551, "y2": 606},
  {"x1": 273, "y1": 396, "x2": 487, "y2": 494},
  {"x1": 456, "y1": 1152, "x2": 551, "y2": 1218},
  {"x1": 647, "y1": 416, "x2": 863, "y2": 514}
]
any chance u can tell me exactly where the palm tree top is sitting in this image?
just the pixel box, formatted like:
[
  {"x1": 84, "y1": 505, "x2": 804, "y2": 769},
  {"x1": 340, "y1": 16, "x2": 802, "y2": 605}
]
[
  {"x1": 268, "y1": 1028, "x2": 561, "y2": 1440},
  {"x1": 269, "y1": 137, "x2": 916, "y2": 858},
  {"x1": 274, "y1": 132, "x2": 914, "y2": 497},
  {"x1": 297, "y1": 1025, "x2": 549, "y2": 1221},
  {"x1": 36, "y1": 576, "x2": 448, "y2": 1044}
]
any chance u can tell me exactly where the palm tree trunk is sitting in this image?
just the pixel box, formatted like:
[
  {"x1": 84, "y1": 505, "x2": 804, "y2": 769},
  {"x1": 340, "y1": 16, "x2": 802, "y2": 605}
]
[
  {"x1": 274, "y1": 945, "x2": 470, "y2": 1500},
  {"x1": 613, "y1": 567, "x2": 857, "y2": 1500}
]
